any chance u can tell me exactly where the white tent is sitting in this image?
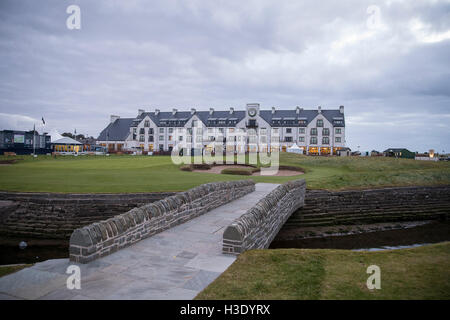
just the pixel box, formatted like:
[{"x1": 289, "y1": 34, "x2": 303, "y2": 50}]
[
  {"x1": 287, "y1": 143, "x2": 303, "y2": 154},
  {"x1": 51, "y1": 137, "x2": 82, "y2": 145},
  {"x1": 49, "y1": 129, "x2": 63, "y2": 142}
]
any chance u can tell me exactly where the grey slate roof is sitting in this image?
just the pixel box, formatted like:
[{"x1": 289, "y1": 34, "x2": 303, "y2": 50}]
[{"x1": 98, "y1": 118, "x2": 134, "y2": 141}]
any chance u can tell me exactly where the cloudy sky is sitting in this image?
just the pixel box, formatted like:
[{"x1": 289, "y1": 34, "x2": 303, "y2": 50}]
[{"x1": 0, "y1": 0, "x2": 449, "y2": 152}]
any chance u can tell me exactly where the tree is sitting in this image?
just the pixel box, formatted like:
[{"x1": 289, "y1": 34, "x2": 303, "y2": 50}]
[{"x1": 62, "y1": 132, "x2": 74, "y2": 139}]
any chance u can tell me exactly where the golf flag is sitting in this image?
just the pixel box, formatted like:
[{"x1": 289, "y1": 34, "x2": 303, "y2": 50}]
[{"x1": 42, "y1": 117, "x2": 45, "y2": 125}]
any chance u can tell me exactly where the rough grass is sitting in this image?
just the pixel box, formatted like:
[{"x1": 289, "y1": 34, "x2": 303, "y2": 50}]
[
  {"x1": 195, "y1": 242, "x2": 450, "y2": 300},
  {"x1": 0, "y1": 153, "x2": 448, "y2": 193}
]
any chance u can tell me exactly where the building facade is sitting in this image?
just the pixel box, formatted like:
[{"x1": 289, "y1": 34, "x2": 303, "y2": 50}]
[
  {"x1": 0, "y1": 130, "x2": 51, "y2": 155},
  {"x1": 97, "y1": 103, "x2": 346, "y2": 155}
]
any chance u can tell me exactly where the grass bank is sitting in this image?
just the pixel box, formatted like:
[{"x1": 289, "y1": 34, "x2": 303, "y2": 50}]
[
  {"x1": 196, "y1": 242, "x2": 450, "y2": 300},
  {"x1": 0, "y1": 264, "x2": 32, "y2": 278},
  {"x1": 0, "y1": 153, "x2": 448, "y2": 193}
]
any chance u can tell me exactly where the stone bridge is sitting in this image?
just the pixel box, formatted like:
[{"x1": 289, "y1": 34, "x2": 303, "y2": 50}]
[{"x1": 0, "y1": 180, "x2": 306, "y2": 300}]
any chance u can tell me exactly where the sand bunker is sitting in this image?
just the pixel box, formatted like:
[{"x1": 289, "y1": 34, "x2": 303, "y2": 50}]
[{"x1": 192, "y1": 165, "x2": 304, "y2": 177}]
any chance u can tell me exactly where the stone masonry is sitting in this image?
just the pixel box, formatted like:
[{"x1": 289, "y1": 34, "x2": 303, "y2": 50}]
[
  {"x1": 0, "y1": 192, "x2": 175, "y2": 239},
  {"x1": 222, "y1": 179, "x2": 306, "y2": 254},
  {"x1": 69, "y1": 180, "x2": 255, "y2": 263}
]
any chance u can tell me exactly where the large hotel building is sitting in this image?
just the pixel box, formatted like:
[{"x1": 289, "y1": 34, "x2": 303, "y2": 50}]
[{"x1": 97, "y1": 103, "x2": 346, "y2": 156}]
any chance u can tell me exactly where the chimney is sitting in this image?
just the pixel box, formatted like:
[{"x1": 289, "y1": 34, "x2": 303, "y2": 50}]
[
  {"x1": 191, "y1": 108, "x2": 196, "y2": 115},
  {"x1": 296, "y1": 106, "x2": 301, "y2": 114},
  {"x1": 172, "y1": 108, "x2": 177, "y2": 116},
  {"x1": 318, "y1": 106, "x2": 322, "y2": 114},
  {"x1": 155, "y1": 109, "x2": 160, "y2": 116},
  {"x1": 138, "y1": 109, "x2": 145, "y2": 117},
  {"x1": 229, "y1": 107, "x2": 234, "y2": 114},
  {"x1": 209, "y1": 108, "x2": 214, "y2": 115},
  {"x1": 272, "y1": 107, "x2": 276, "y2": 114},
  {"x1": 110, "y1": 115, "x2": 120, "y2": 123},
  {"x1": 339, "y1": 105, "x2": 344, "y2": 114}
]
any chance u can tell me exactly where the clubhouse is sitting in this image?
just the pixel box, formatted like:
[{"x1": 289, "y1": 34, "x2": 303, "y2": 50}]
[{"x1": 97, "y1": 103, "x2": 347, "y2": 155}]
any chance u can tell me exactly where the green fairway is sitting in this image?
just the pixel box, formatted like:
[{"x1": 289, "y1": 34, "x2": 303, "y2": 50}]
[
  {"x1": 0, "y1": 153, "x2": 449, "y2": 193},
  {"x1": 195, "y1": 242, "x2": 450, "y2": 300}
]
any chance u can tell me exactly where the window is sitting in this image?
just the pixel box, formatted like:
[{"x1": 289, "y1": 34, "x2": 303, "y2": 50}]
[
  {"x1": 144, "y1": 120, "x2": 150, "y2": 127},
  {"x1": 272, "y1": 128, "x2": 279, "y2": 134},
  {"x1": 208, "y1": 128, "x2": 214, "y2": 133},
  {"x1": 322, "y1": 137, "x2": 329, "y2": 144},
  {"x1": 335, "y1": 128, "x2": 342, "y2": 134},
  {"x1": 168, "y1": 136, "x2": 172, "y2": 141},
  {"x1": 317, "y1": 119, "x2": 323, "y2": 127},
  {"x1": 260, "y1": 128, "x2": 267, "y2": 135},
  {"x1": 139, "y1": 128, "x2": 145, "y2": 134},
  {"x1": 311, "y1": 128, "x2": 318, "y2": 135},
  {"x1": 159, "y1": 128, "x2": 164, "y2": 134},
  {"x1": 159, "y1": 135, "x2": 164, "y2": 141},
  {"x1": 298, "y1": 120, "x2": 307, "y2": 126},
  {"x1": 192, "y1": 120, "x2": 197, "y2": 127},
  {"x1": 285, "y1": 137, "x2": 293, "y2": 142},
  {"x1": 310, "y1": 137, "x2": 317, "y2": 144},
  {"x1": 322, "y1": 128, "x2": 329, "y2": 136},
  {"x1": 219, "y1": 128, "x2": 224, "y2": 133},
  {"x1": 169, "y1": 128, "x2": 174, "y2": 134},
  {"x1": 159, "y1": 144, "x2": 164, "y2": 151},
  {"x1": 178, "y1": 136, "x2": 183, "y2": 141},
  {"x1": 286, "y1": 128, "x2": 292, "y2": 134},
  {"x1": 149, "y1": 136, "x2": 154, "y2": 142},
  {"x1": 229, "y1": 128, "x2": 235, "y2": 133},
  {"x1": 299, "y1": 137, "x2": 305, "y2": 142},
  {"x1": 149, "y1": 128, "x2": 154, "y2": 134},
  {"x1": 335, "y1": 137, "x2": 342, "y2": 143},
  {"x1": 139, "y1": 135, "x2": 145, "y2": 142},
  {"x1": 133, "y1": 128, "x2": 137, "y2": 134},
  {"x1": 196, "y1": 128, "x2": 202, "y2": 135},
  {"x1": 299, "y1": 128, "x2": 305, "y2": 134}
]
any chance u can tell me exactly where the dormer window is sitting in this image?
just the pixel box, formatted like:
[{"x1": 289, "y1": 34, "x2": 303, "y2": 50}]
[{"x1": 144, "y1": 120, "x2": 150, "y2": 127}]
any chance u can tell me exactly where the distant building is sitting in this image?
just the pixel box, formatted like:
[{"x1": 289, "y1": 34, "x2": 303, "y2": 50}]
[
  {"x1": 97, "y1": 103, "x2": 347, "y2": 155},
  {"x1": 0, "y1": 130, "x2": 51, "y2": 155},
  {"x1": 371, "y1": 150, "x2": 382, "y2": 156},
  {"x1": 337, "y1": 147, "x2": 351, "y2": 157},
  {"x1": 383, "y1": 148, "x2": 415, "y2": 159}
]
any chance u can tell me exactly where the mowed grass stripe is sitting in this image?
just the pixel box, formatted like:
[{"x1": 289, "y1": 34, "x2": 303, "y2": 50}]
[{"x1": 0, "y1": 153, "x2": 449, "y2": 193}]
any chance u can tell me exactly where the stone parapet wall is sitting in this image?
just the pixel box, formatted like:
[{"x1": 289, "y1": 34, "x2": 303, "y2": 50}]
[
  {"x1": 223, "y1": 179, "x2": 306, "y2": 254},
  {"x1": 0, "y1": 192, "x2": 175, "y2": 239},
  {"x1": 285, "y1": 185, "x2": 450, "y2": 228},
  {"x1": 69, "y1": 180, "x2": 255, "y2": 263}
]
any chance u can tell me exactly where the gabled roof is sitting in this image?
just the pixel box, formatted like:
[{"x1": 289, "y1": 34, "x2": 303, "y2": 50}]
[
  {"x1": 133, "y1": 108, "x2": 344, "y2": 128},
  {"x1": 259, "y1": 109, "x2": 345, "y2": 127},
  {"x1": 51, "y1": 137, "x2": 82, "y2": 145},
  {"x1": 383, "y1": 148, "x2": 411, "y2": 153},
  {"x1": 98, "y1": 118, "x2": 134, "y2": 141}
]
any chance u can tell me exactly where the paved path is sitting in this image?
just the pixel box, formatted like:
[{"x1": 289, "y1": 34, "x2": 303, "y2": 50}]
[{"x1": 0, "y1": 183, "x2": 279, "y2": 300}]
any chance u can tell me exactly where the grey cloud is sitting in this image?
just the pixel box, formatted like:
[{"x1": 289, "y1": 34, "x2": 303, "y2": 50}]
[{"x1": 0, "y1": 0, "x2": 449, "y2": 152}]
